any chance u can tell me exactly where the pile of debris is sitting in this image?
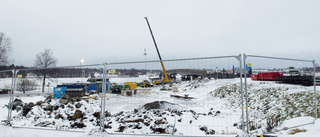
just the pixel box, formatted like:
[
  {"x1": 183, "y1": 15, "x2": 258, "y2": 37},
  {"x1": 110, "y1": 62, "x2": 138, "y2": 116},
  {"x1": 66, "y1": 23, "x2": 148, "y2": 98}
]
[
  {"x1": 7, "y1": 98, "x2": 223, "y2": 135},
  {"x1": 7, "y1": 95, "x2": 101, "y2": 129}
]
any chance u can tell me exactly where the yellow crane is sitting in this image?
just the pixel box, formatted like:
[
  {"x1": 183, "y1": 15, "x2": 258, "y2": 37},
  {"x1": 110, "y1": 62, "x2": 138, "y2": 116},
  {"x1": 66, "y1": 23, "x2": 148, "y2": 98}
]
[{"x1": 144, "y1": 17, "x2": 171, "y2": 85}]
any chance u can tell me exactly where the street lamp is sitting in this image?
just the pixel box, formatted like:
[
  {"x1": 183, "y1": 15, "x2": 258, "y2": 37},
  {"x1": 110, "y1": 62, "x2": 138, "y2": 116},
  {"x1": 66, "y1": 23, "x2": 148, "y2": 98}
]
[
  {"x1": 299, "y1": 62, "x2": 302, "y2": 70},
  {"x1": 80, "y1": 59, "x2": 84, "y2": 83}
]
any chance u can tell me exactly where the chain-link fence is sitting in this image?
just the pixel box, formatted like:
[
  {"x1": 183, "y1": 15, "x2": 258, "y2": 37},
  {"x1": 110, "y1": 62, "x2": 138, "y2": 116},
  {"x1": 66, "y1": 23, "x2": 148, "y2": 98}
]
[{"x1": 1, "y1": 54, "x2": 318, "y2": 136}]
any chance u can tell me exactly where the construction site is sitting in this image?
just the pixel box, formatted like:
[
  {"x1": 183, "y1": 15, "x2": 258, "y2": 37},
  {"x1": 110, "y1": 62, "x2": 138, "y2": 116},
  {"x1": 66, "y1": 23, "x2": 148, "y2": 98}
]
[{"x1": 0, "y1": 17, "x2": 319, "y2": 137}]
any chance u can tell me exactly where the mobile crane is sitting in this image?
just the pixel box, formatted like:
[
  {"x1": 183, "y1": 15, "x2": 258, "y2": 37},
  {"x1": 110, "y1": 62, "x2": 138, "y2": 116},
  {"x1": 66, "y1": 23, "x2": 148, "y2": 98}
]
[{"x1": 144, "y1": 17, "x2": 171, "y2": 85}]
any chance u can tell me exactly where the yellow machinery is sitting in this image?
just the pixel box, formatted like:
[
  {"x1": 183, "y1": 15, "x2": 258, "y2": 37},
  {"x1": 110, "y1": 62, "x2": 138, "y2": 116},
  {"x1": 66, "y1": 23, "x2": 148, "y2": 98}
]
[
  {"x1": 144, "y1": 17, "x2": 171, "y2": 85},
  {"x1": 140, "y1": 80, "x2": 152, "y2": 87}
]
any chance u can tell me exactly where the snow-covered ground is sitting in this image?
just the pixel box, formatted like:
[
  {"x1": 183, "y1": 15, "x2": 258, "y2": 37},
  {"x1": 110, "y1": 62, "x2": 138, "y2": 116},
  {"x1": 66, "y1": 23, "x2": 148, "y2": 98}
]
[{"x1": 0, "y1": 77, "x2": 319, "y2": 137}]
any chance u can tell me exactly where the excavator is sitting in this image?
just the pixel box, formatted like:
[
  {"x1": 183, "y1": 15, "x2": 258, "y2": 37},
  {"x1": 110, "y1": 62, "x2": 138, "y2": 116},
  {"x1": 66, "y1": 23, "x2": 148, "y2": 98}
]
[{"x1": 144, "y1": 17, "x2": 171, "y2": 85}]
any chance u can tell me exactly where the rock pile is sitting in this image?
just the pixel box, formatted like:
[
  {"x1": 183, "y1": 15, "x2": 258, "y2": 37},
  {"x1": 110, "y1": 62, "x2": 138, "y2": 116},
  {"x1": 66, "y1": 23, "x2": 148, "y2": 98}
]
[
  {"x1": 9, "y1": 95, "x2": 98, "y2": 129},
  {"x1": 9, "y1": 99, "x2": 220, "y2": 135}
]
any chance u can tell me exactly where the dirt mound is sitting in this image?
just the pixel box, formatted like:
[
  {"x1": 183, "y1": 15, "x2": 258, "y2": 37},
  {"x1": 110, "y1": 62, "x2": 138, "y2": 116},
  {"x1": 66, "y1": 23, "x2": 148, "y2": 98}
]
[{"x1": 142, "y1": 101, "x2": 178, "y2": 111}]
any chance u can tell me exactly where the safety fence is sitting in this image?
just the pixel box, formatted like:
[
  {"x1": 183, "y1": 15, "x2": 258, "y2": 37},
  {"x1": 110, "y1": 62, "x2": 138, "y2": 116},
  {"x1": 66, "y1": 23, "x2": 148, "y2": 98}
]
[
  {"x1": 242, "y1": 54, "x2": 318, "y2": 134},
  {"x1": 103, "y1": 55, "x2": 242, "y2": 136},
  {"x1": 0, "y1": 54, "x2": 318, "y2": 136}
]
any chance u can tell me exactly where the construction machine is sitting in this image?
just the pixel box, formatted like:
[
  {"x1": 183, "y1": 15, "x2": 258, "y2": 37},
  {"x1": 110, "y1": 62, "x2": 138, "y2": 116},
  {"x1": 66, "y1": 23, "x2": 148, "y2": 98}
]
[
  {"x1": 144, "y1": 17, "x2": 171, "y2": 85},
  {"x1": 140, "y1": 80, "x2": 153, "y2": 87}
]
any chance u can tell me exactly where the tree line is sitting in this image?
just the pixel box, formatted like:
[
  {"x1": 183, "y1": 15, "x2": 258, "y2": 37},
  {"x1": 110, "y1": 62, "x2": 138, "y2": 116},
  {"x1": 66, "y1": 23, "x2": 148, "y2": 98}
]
[{"x1": 1, "y1": 32, "x2": 59, "y2": 92}]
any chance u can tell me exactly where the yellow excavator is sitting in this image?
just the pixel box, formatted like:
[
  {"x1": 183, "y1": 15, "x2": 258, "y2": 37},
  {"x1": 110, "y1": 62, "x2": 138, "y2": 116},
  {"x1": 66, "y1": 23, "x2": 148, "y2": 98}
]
[{"x1": 144, "y1": 17, "x2": 171, "y2": 85}]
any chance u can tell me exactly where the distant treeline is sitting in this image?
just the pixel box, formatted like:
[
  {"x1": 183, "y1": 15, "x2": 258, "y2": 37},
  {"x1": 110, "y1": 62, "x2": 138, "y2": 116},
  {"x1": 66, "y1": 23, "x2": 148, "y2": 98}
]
[{"x1": 0, "y1": 65, "x2": 159, "y2": 78}]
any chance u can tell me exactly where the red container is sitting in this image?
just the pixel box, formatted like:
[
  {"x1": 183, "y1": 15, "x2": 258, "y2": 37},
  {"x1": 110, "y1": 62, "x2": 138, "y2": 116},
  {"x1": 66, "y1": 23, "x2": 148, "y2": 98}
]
[
  {"x1": 257, "y1": 72, "x2": 283, "y2": 81},
  {"x1": 251, "y1": 75, "x2": 258, "y2": 81}
]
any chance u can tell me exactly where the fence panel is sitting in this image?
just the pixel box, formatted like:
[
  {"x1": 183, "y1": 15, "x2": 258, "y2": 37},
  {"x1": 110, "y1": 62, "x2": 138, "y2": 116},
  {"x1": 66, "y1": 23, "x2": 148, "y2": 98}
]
[
  {"x1": 0, "y1": 69, "x2": 15, "y2": 125},
  {"x1": 1, "y1": 54, "x2": 319, "y2": 136},
  {"x1": 1, "y1": 64, "x2": 106, "y2": 130},
  {"x1": 0, "y1": 55, "x2": 250, "y2": 136},
  {"x1": 0, "y1": 70, "x2": 13, "y2": 94},
  {"x1": 104, "y1": 55, "x2": 244, "y2": 136},
  {"x1": 244, "y1": 54, "x2": 318, "y2": 134}
]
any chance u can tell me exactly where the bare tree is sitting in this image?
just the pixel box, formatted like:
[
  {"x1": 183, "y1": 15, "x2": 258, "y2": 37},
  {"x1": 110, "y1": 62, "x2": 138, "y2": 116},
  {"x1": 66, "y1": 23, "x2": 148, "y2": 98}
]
[
  {"x1": 34, "y1": 49, "x2": 58, "y2": 92},
  {"x1": 16, "y1": 78, "x2": 37, "y2": 93},
  {"x1": 0, "y1": 32, "x2": 13, "y2": 65}
]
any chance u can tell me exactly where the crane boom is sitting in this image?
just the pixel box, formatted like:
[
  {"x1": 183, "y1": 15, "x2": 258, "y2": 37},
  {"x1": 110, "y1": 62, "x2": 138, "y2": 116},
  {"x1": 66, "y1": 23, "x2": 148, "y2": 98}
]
[{"x1": 144, "y1": 17, "x2": 170, "y2": 82}]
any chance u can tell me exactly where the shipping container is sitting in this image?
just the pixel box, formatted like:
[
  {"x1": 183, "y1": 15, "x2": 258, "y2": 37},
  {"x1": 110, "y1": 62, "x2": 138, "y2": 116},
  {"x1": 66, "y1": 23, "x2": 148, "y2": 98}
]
[
  {"x1": 251, "y1": 75, "x2": 258, "y2": 81},
  {"x1": 250, "y1": 72, "x2": 283, "y2": 81},
  {"x1": 56, "y1": 83, "x2": 88, "y2": 98},
  {"x1": 53, "y1": 87, "x2": 67, "y2": 98},
  {"x1": 125, "y1": 82, "x2": 137, "y2": 89}
]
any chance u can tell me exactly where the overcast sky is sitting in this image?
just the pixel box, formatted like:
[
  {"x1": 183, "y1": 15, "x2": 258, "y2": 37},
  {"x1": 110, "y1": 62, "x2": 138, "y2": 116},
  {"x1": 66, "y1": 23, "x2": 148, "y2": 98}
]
[{"x1": 0, "y1": 0, "x2": 319, "y2": 67}]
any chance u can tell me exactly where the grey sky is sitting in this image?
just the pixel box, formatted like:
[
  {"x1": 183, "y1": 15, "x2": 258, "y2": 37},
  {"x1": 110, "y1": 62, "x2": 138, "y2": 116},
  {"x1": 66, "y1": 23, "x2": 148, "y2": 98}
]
[{"x1": 0, "y1": 0, "x2": 319, "y2": 67}]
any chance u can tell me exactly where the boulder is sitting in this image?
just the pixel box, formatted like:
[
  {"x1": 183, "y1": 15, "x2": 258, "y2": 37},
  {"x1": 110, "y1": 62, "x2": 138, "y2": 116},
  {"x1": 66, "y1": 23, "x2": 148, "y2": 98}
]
[
  {"x1": 150, "y1": 126, "x2": 166, "y2": 134},
  {"x1": 54, "y1": 114, "x2": 63, "y2": 119},
  {"x1": 35, "y1": 101, "x2": 44, "y2": 106},
  {"x1": 70, "y1": 98, "x2": 77, "y2": 104},
  {"x1": 72, "y1": 110, "x2": 83, "y2": 120},
  {"x1": 154, "y1": 118, "x2": 167, "y2": 125},
  {"x1": 27, "y1": 102, "x2": 35, "y2": 108},
  {"x1": 60, "y1": 99, "x2": 69, "y2": 105},
  {"x1": 177, "y1": 118, "x2": 182, "y2": 122},
  {"x1": 104, "y1": 124, "x2": 112, "y2": 129},
  {"x1": 75, "y1": 103, "x2": 82, "y2": 108},
  {"x1": 143, "y1": 101, "x2": 176, "y2": 111},
  {"x1": 44, "y1": 96, "x2": 52, "y2": 103},
  {"x1": 8, "y1": 98, "x2": 23, "y2": 110},
  {"x1": 70, "y1": 122, "x2": 86, "y2": 128},
  {"x1": 14, "y1": 98, "x2": 23, "y2": 103},
  {"x1": 93, "y1": 112, "x2": 100, "y2": 118},
  {"x1": 67, "y1": 104, "x2": 73, "y2": 108},
  {"x1": 53, "y1": 105, "x2": 59, "y2": 110},
  {"x1": 43, "y1": 104, "x2": 54, "y2": 112},
  {"x1": 61, "y1": 94, "x2": 70, "y2": 100},
  {"x1": 134, "y1": 109, "x2": 138, "y2": 113},
  {"x1": 215, "y1": 111, "x2": 221, "y2": 116},
  {"x1": 199, "y1": 126, "x2": 215, "y2": 135},
  {"x1": 199, "y1": 126, "x2": 207, "y2": 132},
  {"x1": 75, "y1": 97, "x2": 82, "y2": 102},
  {"x1": 105, "y1": 111, "x2": 111, "y2": 117},
  {"x1": 22, "y1": 104, "x2": 32, "y2": 116},
  {"x1": 206, "y1": 129, "x2": 215, "y2": 135},
  {"x1": 117, "y1": 125, "x2": 126, "y2": 132},
  {"x1": 15, "y1": 106, "x2": 22, "y2": 112}
]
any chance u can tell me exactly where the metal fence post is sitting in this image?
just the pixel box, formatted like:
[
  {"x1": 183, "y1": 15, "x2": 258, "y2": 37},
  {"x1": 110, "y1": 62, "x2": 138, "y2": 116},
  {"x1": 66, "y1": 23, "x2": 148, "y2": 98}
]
[
  {"x1": 243, "y1": 54, "x2": 250, "y2": 134},
  {"x1": 236, "y1": 54, "x2": 245, "y2": 132},
  {"x1": 6, "y1": 69, "x2": 15, "y2": 125},
  {"x1": 100, "y1": 63, "x2": 107, "y2": 131},
  {"x1": 7, "y1": 68, "x2": 19, "y2": 126},
  {"x1": 313, "y1": 60, "x2": 318, "y2": 122}
]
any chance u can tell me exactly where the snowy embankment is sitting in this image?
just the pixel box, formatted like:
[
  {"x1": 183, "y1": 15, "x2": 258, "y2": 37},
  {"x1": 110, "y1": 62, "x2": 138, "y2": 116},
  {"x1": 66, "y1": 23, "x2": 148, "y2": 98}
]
[
  {"x1": 0, "y1": 77, "x2": 319, "y2": 137},
  {"x1": 210, "y1": 79, "x2": 319, "y2": 135}
]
